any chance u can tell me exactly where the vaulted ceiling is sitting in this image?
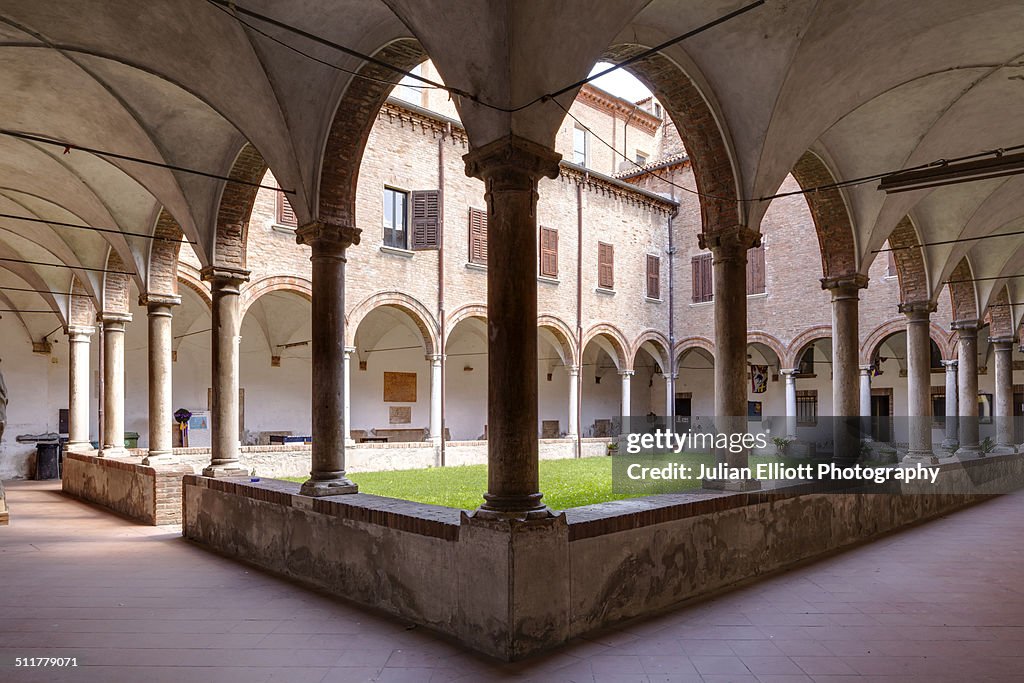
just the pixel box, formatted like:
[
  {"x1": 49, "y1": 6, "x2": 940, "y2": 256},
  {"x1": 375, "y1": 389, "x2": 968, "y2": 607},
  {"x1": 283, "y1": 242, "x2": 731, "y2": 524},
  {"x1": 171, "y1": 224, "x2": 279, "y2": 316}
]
[{"x1": 0, "y1": 0, "x2": 1022, "y2": 333}]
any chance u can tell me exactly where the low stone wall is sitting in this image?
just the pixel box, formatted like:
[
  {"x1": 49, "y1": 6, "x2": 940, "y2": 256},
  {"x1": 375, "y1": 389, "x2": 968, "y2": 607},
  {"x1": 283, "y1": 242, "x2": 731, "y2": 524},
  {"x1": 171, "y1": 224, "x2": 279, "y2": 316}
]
[
  {"x1": 181, "y1": 453, "x2": 1024, "y2": 660},
  {"x1": 63, "y1": 452, "x2": 192, "y2": 525},
  {"x1": 0, "y1": 479, "x2": 7, "y2": 525}
]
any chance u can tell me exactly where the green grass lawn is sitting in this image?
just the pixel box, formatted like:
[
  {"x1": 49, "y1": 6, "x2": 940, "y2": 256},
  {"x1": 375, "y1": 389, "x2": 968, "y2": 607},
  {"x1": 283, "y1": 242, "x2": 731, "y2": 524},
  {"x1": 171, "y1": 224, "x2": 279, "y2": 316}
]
[{"x1": 283, "y1": 452, "x2": 801, "y2": 510}]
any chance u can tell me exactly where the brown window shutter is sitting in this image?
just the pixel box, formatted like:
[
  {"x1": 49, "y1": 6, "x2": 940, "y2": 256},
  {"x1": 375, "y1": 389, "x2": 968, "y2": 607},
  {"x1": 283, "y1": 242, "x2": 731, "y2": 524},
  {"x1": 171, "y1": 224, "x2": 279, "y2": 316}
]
[
  {"x1": 410, "y1": 190, "x2": 440, "y2": 249},
  {"x1": 277, "y1": 191, "x2": 297, "y2": 227},
  {"x1": 646, "y1": 254, "x2": 660, "y2": 299},
  {"x1": 746, "y1": 242, "x2": 765, "y2": 295},
  {"x1": 539, "y1": 227, "x2": 558, "y2": 278},
  {"x1": 469, "y1": 208, "x2": 488, "y2": 265},
  {"x1": 598, "y1": 242, "x2": 614, "y2": 289},
  {"x1": 692, "y1": 253, "x2": 713, "y2": 303}
]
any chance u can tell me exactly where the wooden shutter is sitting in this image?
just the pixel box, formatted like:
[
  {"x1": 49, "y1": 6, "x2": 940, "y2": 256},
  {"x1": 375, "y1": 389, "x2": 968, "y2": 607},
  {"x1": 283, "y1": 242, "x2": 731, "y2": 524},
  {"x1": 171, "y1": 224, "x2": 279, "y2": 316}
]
[
  {"x1": 469, "y1": 208, "x2": 488, "y2": 265},
  {"x1": 746, "y1": 242, "x2": 765, "y2": 295},
  {"x1": 598, "y1": 242, "x2": 614, "y2": 289},
  {"x1": 410, "y1": 190, "x2": 440, "y2": 250},
  {"x1": 276, "y1": 191, "x2": 297, "y2": 227},
  {"x1": 646, "y1": 254, "x2": 660, "y2": 299},
  {"x1": 539, "y1": 227, "x2": 558, "y2": 278},
  {"x1": 692, "y1": 253, "x2": 713, "y2": 303}
]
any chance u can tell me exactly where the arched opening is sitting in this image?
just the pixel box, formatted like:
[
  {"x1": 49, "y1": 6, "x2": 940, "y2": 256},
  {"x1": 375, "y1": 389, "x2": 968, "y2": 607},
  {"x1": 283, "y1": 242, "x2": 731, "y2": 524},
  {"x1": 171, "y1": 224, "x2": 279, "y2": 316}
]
[
  {"x1": 675, "y1": 343, "x2": 715, "y2": 429},
  {"x1": 580, "y1": 332, "x2": 628, "y2": 437},
  {"x1": 444, "y1": 315, "x2": 487, "y2": 441},
  {"x1": 868, "y1": 330, "x2": 946, "y2": 444},
  {"x1": 169, "y1": 282, "x2": 212, "y2": 448}
]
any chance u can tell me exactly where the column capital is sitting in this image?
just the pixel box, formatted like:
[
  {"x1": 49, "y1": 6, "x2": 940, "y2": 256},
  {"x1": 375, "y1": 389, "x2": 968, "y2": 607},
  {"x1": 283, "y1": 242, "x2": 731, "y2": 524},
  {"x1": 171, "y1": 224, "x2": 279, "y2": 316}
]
[
  {"x1": 951, "y1": 319, "x2": 981, "y2": 334},
  {"x1": 821, "y1": 273, "x2": 869, "y2": 298},
  {"x1": 620, "y1": 369, "x2": 635, "y2": 377},
  {"x1": 463, "y1": 134, "x2": 562, "y2": 189},
  {"x1": 859, "y1": 364, "x2": 875, "y2": 375},
  {"x1": 664, "y1": 371, "x2": 678, "y2": 380},
  {"x1": 296, "y1": 220, "x2": 361, "y2": 251},
  {"x1": 567, "y1": 364, "x2": 580, "y2": 376},
  {"x1": 344, "y1": 345, "x2": 357, "y2": 355},
  {"x1": 940, "y1": 359, "x2": 959, "y2": 370},
  {"x1": 97, "y1": 311, "x2": 132, "y2": 325},
  {"x1": 697, "y1": 225, "x2": 761, "y2": 257},
  {"x1": 780, "y1": 368, "x2": 798, "y2": 380},
  {"x1": 65, "y1": 324, "x2": 95, "y2": 339},
  {"x1": 139, "y1": 293, "x2": 181, "y2": 309},
  {"x1": 200, "y1": 266, "x2": 250, "y2": 288},
  {"x1": 988, "y1": 335, "x2": 1017, "y2": 348},
  {"x1": 426, "y1": 353, "x2": 443, "y2": 363},
  {"x1": 898, "y1": 300, "x2": 936, "y2": 321}
]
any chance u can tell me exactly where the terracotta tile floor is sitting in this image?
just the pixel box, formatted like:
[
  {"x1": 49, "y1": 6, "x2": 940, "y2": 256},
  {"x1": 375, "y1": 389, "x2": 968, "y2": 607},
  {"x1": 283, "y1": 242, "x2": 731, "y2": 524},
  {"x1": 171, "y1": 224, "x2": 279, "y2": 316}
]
[{"x1": 2, "y1": 481, "x2": 1023, "y2": 682}]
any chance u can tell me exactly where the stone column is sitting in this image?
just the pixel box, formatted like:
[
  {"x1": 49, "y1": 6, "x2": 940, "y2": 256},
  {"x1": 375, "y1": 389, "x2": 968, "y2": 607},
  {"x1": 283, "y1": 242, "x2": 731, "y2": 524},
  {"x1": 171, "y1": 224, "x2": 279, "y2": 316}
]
[
  {"x1": 823, "y1": 275, "x2": 868, "y2": 462},
  {"x1": 991, "y1": 337, "x2": 1017, "y2": 454},
  {"x1": 665, "y1": 372, "x2": 677, "y2": 419},
  {"x1": 295, "y1": 222, "x2": 361, "y2": 495},
  {"x1": 65, "y1": 325, "x2": 94, "y2": 452},
  {"x1": 620, "y1": 370, "x2": 633, "y2": 432},
  {"x1": 859, "y1": 365, "x2": 873, "y2": 442},
  {"x1": 98, "y1": 312, "x2": 131, "y2": 457},
  {"x1": 344, "y1": 346, "x2": 355, "y2": 445},
  {"x1": 953, "y1": 321, "x2": 981, "y2": 460},
  {"x1": 141, "y1": 295, "x2": 180, "y2": 465},
  {"x1": 464, "y1": 134, "x2": 561, "y2": 519},
  {"x1": 428, "y1": 353, "x2": 443, "y2": 442},
  {"x1": 566, "y1": 365, "x2": 579, "y2": 438},
  {"x1": 698, "y1": 226, "x2": 761, "y2": 488},
  {"x1": 200, "y1": 266, "x2": 249, "y2": 477},
  {"x1": 901, "y1": 302, "x2": 938, "y2": 464},
  {"x1": 940, "y1": 359, "x2": 959, "y2": 452},
  {"x1": 781, "y1": 369, "x2": 798, "y2": 439}
]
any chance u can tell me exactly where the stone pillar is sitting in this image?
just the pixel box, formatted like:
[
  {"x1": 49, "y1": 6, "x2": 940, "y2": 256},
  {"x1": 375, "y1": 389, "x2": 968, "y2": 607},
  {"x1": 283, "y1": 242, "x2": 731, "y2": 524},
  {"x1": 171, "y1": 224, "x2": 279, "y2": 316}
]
[
  {"x1": 665, "y1": 372, "x2": 677, "y2": 419},
  {"x1": 200, "y1": 266, "x2": 249, "y2": 477},
  {"x1": 781, "y1": 369, "x2": 798, "y2": 439},
  {"x1": 823, "y1": 275, "x2": 868, "y2": 462},
  {"x1": 940, "y1": 359, "x2": 959, "y2": 452},
  {"x1": 698, "y1": 226, "x2": 761, "y2": 489},
  {"x1": 566, "y1": 365, "x2": 579, "y2": 438},
  {"x1": 620, "y1": 370, "x2": 633, "y2": 431},
  {"x1": 428, "y1": 353, "x2": 443, "y2": 442},
  {"x1": 859, "y1": 365, "x2": 873, "y2": 442},
  {"x1": 953, "y1": 321, "x2": 981, "y2": 460},
  {"x1": 901, "y1": 302, "x2": 938, "y2": 464},
  {"x1": 141, "y1": 295, "x2": 180, "y2": 465},
  {"x1": 464, "y1": 135, "x2": 561, "y2": 519},
  {"x1": 991, "y1": 337, "x2": 1017, "y2": 454},
  {"x1": 65, "y1": 325, "x2": 94, "y2": 452},
  {"x1": 344, "y1": 346, "x2": 355, "y2": 445},
  {"x1": 98, "y1": 312, "x2": 131, "y2": 457},
  {"x1": 295, "y1": 222, "x2": 361, "y2": 495}
]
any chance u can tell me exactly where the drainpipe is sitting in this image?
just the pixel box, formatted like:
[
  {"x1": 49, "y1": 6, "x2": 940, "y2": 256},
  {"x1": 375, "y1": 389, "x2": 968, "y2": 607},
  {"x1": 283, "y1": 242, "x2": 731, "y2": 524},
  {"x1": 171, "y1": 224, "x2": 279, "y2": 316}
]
[
  {"x1": 438, "y1": 121, "x2": 450, "y2": 466},
  {"x1": 576, "y1": 175, "x2": 586, "y2": 458},
  {"x1": 668, "y1": 186, "x2": 678, "y2": 421},
  {"x1": 97, "y1": 319, "x2": 104, "y2": 450}
]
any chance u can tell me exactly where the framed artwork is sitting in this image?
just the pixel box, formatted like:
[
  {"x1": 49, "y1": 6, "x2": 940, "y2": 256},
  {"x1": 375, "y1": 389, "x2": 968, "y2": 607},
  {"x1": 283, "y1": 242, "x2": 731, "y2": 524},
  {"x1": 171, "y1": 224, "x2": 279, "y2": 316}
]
[
  {"x1": 747, "y1": 401, "x2": 763, "y2": 421},
  {"x1": 384, "y1": 372, "x2": 417, "y2": 402}
]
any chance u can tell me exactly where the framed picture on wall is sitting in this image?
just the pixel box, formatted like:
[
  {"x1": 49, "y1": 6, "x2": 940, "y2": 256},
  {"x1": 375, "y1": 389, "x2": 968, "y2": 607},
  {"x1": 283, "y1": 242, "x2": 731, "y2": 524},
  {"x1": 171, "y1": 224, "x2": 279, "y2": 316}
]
[
  {"x1": 748, "y1": 401, "x2": 763, "y2": 421},
  {"x1": 979, "y1": 393, "x2": 993, "y2": 424}
]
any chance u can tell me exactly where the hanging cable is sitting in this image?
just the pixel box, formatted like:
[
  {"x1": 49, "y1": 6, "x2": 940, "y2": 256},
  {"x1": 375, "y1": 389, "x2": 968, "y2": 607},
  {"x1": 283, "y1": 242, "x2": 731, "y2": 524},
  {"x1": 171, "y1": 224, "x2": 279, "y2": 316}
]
[
  {"x1": 0, "y1": 130, "x2": 291, "y2": 194},
  {"x1": 874, "y1": 227, "x2": 1024, "y2": 253},
  {"x1": 0, "y1": 212, "x2": 195, "y2": 245},
  {"x1": 0, "y1": 284, "x2": 88, "y2": 297},
  {"x1": 0, "y1": 256, "x2": 132, "y2": 275},
  {"x1": 0, "y1": 308, "x2": 58, "y2": 314},
  {"x1": 944, "y1": 274, "x2": 1024, "y2": 285}
]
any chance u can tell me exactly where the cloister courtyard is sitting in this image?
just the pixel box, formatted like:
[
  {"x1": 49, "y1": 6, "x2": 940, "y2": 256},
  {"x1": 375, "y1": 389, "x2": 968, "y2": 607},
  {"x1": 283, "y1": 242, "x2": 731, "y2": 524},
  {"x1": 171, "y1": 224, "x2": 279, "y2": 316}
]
[{"x1": 3, "y1": 0, "x2": 1024, "y2": 680}]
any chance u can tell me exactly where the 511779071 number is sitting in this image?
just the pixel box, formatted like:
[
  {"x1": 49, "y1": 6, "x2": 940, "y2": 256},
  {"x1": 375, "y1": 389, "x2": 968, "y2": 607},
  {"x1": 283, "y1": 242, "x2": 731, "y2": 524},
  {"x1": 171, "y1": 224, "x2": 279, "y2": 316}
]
[{"x1": 15, "y1": 657, "x2": 78, "y2": 667}]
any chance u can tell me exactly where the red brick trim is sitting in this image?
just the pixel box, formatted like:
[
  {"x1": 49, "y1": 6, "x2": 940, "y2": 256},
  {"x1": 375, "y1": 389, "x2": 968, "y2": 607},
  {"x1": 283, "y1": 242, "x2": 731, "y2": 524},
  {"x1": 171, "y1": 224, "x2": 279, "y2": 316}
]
[
  {"x1": 791, "y1": 151, "x2": 857, "y2": 279},
  {"x1": 861, "y1": 317, "x2": 956, "y2": 365},
  {"x1": 538, "y1": 314, "x2": 578, "y2": 365},
  {"x1": 888, "y1": 216, "x2": 929, "y2": 305},
  {"x1": 148, "y1": 209, "x2": 183, "y2": 297},
  {"x1": 176, "y1": 265, "x2": 212, "y2": 309},
  {"x1": 631, "y1": 329, "x2": 671, "y2": 371},
  {"x1": 987, "y1": 286, "x2": 1014, "y2": 338},
  {"x1": 213, "y1": 144, "x2": 268, "y2": 269},
  {"x1": 784, "y1": 325, "x2": 832, "y2": 369},
  {"x1": 746, "y1": 330, "x2": 787, "y2": 367},
  {"x1": 582, "y1": 323, "x2": 631, "y2": 371},
  {"x1": 240, "y1": 276, "x2": 312, "y2": 317},
  {"x1": 102, "y1": 251, "x2": 132, "y2": 315},
  {"x1": 348, "y1": 291, "x2": 439, "y2": 355},
  {"x1": 674, "y1": 336, "x2": 715, "y2": 363},
  {"x1": 947, "y1": 258, "x2": 978, "y2": 323}
]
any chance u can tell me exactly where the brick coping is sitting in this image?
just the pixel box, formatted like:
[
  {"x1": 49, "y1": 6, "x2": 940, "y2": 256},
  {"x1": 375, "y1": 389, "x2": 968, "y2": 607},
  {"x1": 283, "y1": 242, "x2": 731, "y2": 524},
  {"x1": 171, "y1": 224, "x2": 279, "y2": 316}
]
[
  {"x1": 65, "y1": 450, "x2": 191, "y2": 474},
  {"x1": 168, "y1": 437, "x2": 612, "y2": 455}
]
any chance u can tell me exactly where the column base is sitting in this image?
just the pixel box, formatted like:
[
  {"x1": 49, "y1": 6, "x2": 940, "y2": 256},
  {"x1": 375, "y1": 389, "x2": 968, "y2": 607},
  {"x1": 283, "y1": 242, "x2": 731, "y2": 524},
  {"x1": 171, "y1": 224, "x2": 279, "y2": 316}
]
[
  {"x1": 939, "y1": 438, "x2": 960, "y2": 453},
  {"x1": 471, "y1": 506, "x2": 554, "y2": 522},
  {"x1": 299, "y1": 477, "x2": 358, "y2": 497},
  {"x1": 66, "y1": 440, "x2": 92, "y2": 453},
  {"x1": 989, "y1": 445, "x2": 1017, "y2": 456},
  {"x1": 702, "y1": 477, "x2": 762, "y2": 492},
  {"x1": 98, "y1": 447, "x2": 128, "y2": 458},
  {"x1": 476, "y1": 492, "x2": 551, "y2": 520},
  {"x1": 142, "y1": 450, "x2": 177, "y2": 466},
  {"x1": 901, "y1": 450, "x2": 939, "y2": 465},
  {"x1": 202, "y1": 463, "x2": 250, "y2": 478},
  {"x1": 950, "y1": 446, "x2": 984, "y2": 462}
]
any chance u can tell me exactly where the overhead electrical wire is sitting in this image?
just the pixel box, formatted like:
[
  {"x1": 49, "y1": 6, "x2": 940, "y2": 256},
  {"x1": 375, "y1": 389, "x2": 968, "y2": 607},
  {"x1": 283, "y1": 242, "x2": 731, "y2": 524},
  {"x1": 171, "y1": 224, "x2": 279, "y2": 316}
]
[
  {"x1": 0, "y1": 212, "x2": 195, "y2": 244},
  {"x1": 875, "y1": 227, "x2": 1024, "y2": 253},
  {"x1": 0, "y1": 284, "x2": 87, "y2": 297},
  {"x1": 0, "y1": 129, "x2": 291, "y2": 194},
  {"x1": 0, "y1": 256, "x2": 132, "y2": 275}
]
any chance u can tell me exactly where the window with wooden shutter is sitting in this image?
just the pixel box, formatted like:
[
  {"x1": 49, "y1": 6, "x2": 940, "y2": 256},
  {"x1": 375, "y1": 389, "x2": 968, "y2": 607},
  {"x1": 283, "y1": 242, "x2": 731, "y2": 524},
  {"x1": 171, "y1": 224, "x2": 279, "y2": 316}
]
[
  {"x1": 383, "y1": 187, "x2": 408, "y2": 249},
  {"x1": 746, "y1": 241, "x2": 765, "y2": 295},
  {"x1": 646, "y1": 254, "x2": 660, "y2": 299},
  {"x1": 468, "y1": 208, "x2": 488, "y2": 265},
  {"x1": 410, "y1": 190, "x2": 440, "y2": 250},
  {"x1": 597, "y1": 242, "x2": 614, "y2": 289},
  {"x1": 276, "y1": 191, "x2": 297, "y2": 228},
  {"x1": 539, "y1": 226, "x2": 558, "y2": 278},
  {"x1": 691, "y1": 253, "x2": 713, "y2": 303}
]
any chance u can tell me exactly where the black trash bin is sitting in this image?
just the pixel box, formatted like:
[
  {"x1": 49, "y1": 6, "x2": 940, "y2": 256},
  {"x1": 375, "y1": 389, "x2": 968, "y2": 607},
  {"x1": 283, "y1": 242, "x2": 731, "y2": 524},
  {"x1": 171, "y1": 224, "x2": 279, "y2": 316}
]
[{"x1": 35, "y1": 442, "x2": 60, "y2": 480}]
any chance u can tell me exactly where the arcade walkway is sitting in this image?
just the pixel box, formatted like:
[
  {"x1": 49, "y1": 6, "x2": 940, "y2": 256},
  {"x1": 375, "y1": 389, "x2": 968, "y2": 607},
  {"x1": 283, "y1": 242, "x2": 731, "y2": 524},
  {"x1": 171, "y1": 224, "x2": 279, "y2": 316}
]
[{"x1": 2, "y1": 482, "x2": 1023, "y2": 683}]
